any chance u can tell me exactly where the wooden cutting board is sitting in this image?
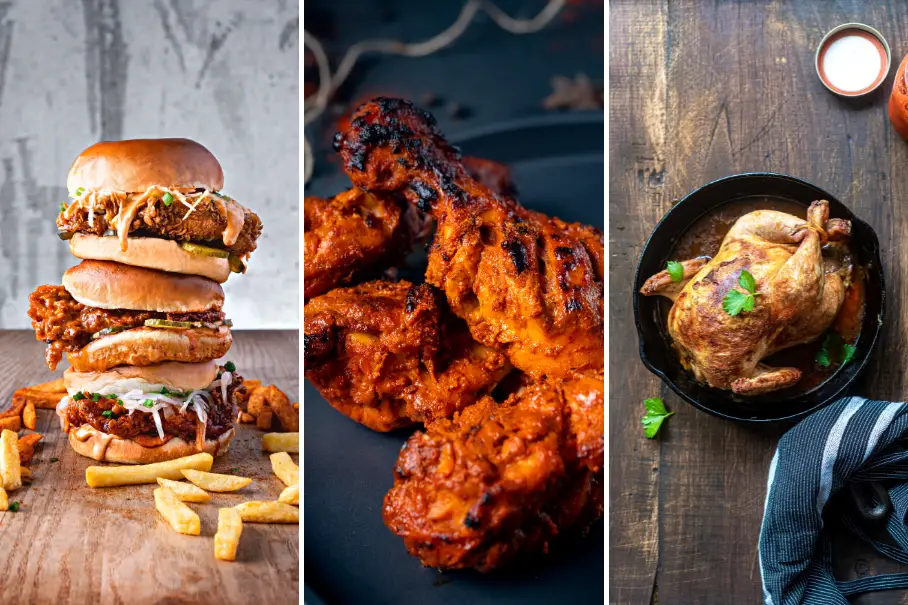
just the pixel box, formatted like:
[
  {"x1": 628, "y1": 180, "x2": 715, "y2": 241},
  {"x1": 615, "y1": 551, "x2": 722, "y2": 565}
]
[{"x1": 0, "y1": 330, "x2": 299, "y2": 605}]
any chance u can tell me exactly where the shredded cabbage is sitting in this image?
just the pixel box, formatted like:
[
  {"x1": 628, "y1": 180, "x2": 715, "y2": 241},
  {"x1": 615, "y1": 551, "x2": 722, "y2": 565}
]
[{"x1": 95, "y1": 385, "x2": 216, "y2": 440}]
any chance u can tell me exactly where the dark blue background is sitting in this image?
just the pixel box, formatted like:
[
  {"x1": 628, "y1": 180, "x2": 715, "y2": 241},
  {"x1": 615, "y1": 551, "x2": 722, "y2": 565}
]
[{"x1": 304, "y1": 2, "x2": 604, "y2": 604}]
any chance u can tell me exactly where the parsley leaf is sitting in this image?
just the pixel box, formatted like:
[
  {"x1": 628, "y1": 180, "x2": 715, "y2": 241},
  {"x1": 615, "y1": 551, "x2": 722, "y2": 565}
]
[
  {"x1": 9, "y1": 501, "x2": 19, "y2": 512},
  {"x1": 641, "y1": 397, "x2": 674, "y2": 439},
  {"x1": 722, "y1": 270, "x2": 760, "y2": 316},
  {"x1": 666, "y1": 261, "x2": 684, "y2": 283},
  {"x1": 843, "y1": 344, "x2": 857, "y2": 365},
  {"x1": 816, "y1": 340, "x2": 832, "y2": 367}
]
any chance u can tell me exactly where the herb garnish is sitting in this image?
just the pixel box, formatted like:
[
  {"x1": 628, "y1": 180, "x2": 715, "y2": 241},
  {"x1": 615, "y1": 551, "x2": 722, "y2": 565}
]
[
  {"x1": 50, "y1": 458, "x2": 58, "y2": 463},
  {"x1": 641, "y1": 397, "x2": 674, "y2": 439},
  {"x1": 101, "y1": 410, "x2": 113, "y2": 418},
  {"x1": 143, "y1": 399, "x2": 154, "y2": 408},
  {"x1": 722, "y1": 270, "x2": 761, "y2": 316},
  {"x1": 816, "y1": 332, "x2": 857, "y2": 368},
  {"x1": 230, "y1": 468, "x2": 240, "y2": 473},
  {"x1": 74, "y1": 187, "x2": 84, "y2": 197},
  {"x1": 162, "y1": 192, "x2": 174, "y2": 206},
  {"x1": 160, "y1": 386, "x2": 170, "y2": 395},
  {"x1": 9, "y1": 501, "x2": 19, "y2": 512},
  {"x1": 666, "y1": 261, "x2": 684, "y2": 283},
  {"x1": 91, "y1": 393, "x2": 101, "y2": 402},
  {"x1": 59, "y1": 201, "x2": 66, "y2": 212},
  {"x1": 224, "y1": 361, "x2": 236, "y2": 372},
  {"x1": 73, "y1": 392, "x2": 85, "y2": 401}
]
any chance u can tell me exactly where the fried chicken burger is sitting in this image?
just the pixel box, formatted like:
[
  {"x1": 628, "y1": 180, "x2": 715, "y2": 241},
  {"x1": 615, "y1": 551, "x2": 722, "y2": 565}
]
[
  {"x1": 29, "y1": 260, "x2": 232, "y2": 372},
  {"x1": 58, "y1": 138, "x2": 262, "y2": 282},
  {"x1": 58, "y1": 361, "x2": 240, "y2": 463}
]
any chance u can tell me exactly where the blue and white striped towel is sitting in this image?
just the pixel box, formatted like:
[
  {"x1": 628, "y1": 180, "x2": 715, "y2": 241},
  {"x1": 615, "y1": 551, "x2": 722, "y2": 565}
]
[{"x1": 760, "y1": 396, "x2": 908, "y2": 604}]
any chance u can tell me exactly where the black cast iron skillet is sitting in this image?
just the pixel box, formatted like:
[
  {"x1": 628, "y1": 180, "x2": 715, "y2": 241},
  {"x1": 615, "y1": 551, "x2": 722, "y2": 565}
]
[{"x1": 633, "y1": 173, "x2": 885, "y2": 423}]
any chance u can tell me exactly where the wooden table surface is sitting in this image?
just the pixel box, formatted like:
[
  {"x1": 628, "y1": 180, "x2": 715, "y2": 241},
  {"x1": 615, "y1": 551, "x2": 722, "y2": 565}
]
[
  {"x1": 0, "y1": 330, "x2": 299, "y2": 605},
  {"x1": 610, "y1": 2, "x2": 908, "y2": 603}
]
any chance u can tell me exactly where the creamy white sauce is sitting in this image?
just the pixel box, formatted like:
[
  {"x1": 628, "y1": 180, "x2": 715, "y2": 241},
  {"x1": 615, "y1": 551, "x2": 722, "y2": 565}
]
[{"x1": 823, "y1": 34, "x2": 881, "y2": 92}]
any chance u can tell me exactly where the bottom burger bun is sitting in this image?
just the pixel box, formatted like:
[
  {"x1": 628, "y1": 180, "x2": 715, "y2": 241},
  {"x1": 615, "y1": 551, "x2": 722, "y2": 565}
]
[
  {"x1": 64, "y1": 361, "x2": 219, "y2": 396},
  {"x1": 68, "y1": 424, "x2": 235, "y2": 464},
  {"x1": 66, "y1": 326, "x2": 232, "y2": 372},
  {"x1": 69, "y1": 234, "x2": 232, "y2": 283}
]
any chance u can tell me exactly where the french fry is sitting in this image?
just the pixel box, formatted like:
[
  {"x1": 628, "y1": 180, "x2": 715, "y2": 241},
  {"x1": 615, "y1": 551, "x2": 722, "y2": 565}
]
[
  {"x1": 154, "y1": 487, "x2": 201, "y2": 535},
  {"x1": 256, "y1": 407, "x2": 273, "y2": 430},
  {"x1": 180, "y1": 469, "x2": 252, "y2": 493},
  {"x1": 0, "y1": 417, "x2": 20, "y2": 432},
  {"x1": 19, "y1": 467, "x2": 32, "y2": 483},
  {"x1": 214, "y1": 507, "x2": 243, "y2": 561},
  {"x1": 0, "y1": 487, "x2": 6, "y2": 511},
  {"x1": 13, "y1": 384, "x2": 65, "y2": 410},
  {"x1": 234, "y1": 501, "x2": 299, "y2": 523},
  {"x1": 0, "y1": 430, "x2": 21, "y2": 491},
  {"x1": 16, "y1": 433, "x2": 42, "y2": 466},
  {"x1": 270, "y1": 452, "x2": 299, "y2": 487},
  {"x1": 1, "y1": 396, "x2": 25, "y2": 419},
  {"x1": 156, "y1": 477, "x2": 211, "y2": 503},
  {"x1": 22, "y1": 402, "x2": 36, "y2": 430},
  {"x1": 262, "y1": 432, "x2": 299, "y2": 453},
  {"x1": 278, "y1": 484, "x2": 299, "y2": 506},
  {"x1": 265, "y1": 386, "x2": 298, "y2": 432},
  {"x1": 27, "y1": 378, "x2": 64, "y2": 393},
  {"x1": 86, "y1": 452, "x2": 214, "y2": 488}
]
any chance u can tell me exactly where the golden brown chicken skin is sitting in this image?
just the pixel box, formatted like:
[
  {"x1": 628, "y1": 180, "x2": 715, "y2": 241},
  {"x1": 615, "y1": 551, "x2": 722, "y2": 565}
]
[
  {"x1": 382, "y1": 370, "x2": 603, "y2": 571},
  {"x1": 334, "y1": 98, "x2": 603, "y2": 380},
  {"x1": 304, "y1": 280, "x2": 511, "y2": 432},
  {"x1": 303, "y1": 157, "x2": 518, "y2": 300}
]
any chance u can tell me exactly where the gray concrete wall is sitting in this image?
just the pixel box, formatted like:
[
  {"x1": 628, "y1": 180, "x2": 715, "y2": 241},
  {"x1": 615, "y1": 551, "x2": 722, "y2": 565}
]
[{"x1": 0, "y1": 0, "x2": 299, "y2": 329}]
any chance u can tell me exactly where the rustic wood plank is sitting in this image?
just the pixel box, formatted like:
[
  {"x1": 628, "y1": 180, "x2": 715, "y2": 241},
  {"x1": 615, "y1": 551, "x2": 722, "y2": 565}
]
[
  {"x1": 0, "y1": 330, "x2": 299, "y2": 605},
  {"x1": 608, "y1": 1, "x2": 669, "y2": 603}
]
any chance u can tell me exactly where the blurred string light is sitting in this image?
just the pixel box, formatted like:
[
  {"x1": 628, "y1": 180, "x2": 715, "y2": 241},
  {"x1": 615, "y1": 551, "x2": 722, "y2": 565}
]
[{"x1": 303, "y1": 0, "x2": 565, "y2": 184}]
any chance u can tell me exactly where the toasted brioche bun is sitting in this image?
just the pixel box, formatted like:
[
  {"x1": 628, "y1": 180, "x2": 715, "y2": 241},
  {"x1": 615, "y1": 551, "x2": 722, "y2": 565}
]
[
  {"x1": 63, "y1": 260, "x2": 224, "y2": 312},
  {"x1": 70, "y1": 234, "x2": 231, "y2": 283},
  {"x1": 67, "y1": 138, "x2": 224, "y2": 193},
  {"x1": 66, "y1": 326, "x2": 232, "y2": 373},
  {"x1": 68, "y1": 424, "x2": 234, "y2": 464},
  {"x1": 64, "y1": 361, "x2": 219, "y2": 395}
]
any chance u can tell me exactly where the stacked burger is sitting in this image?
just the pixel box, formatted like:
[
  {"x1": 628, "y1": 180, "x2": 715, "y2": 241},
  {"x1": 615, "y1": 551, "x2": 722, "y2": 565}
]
[{"x1": 27, "y1": 139, "x2": 262, "y2": 463}]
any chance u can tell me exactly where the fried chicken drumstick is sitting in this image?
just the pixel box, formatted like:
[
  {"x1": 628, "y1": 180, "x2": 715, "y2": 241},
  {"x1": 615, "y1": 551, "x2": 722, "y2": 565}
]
[
  {"x1": 304, "y1": 280, "x2": 511, "y2": 431},
  {"x1": 383, "y1": 370, "x2": 603, "y2": 571},
  {"x1": 334, "y1": 98, "x2": 603, "y2": 380},
  {"x1": 304, "y1": 157, "x2": 518, "y2": 300}
]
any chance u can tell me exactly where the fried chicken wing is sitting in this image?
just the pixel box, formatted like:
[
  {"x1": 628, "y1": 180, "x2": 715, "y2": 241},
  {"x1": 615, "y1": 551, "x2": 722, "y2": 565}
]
[
  {"x1": 303, "y1": 157, "x2": 518, "y2": 300},
  {"x1": 382, "y1": 370, "x2": 603, "y2": 571},
  {"x1": 304, "y1": 280, "x2": 511, "y2": 431},
  {"x1": 334, "y1": 98, "x2": 603, "y2": 379}
]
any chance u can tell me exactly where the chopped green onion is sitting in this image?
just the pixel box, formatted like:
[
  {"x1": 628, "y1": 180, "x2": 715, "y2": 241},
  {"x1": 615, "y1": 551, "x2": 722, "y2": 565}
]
[
  {"x1": 50, "y1": 458, "x2": 58, "y2": 463},
  {"x1": 116, "y1": 399, "x2": 124, "y2": 406},
  {"x1": 230, "y1": 468, "x2": 240, "y2": 473},
  {"x1": 101, "y1": 410, "x2": 113, "y2": 418},
  {"x1": 74, "y1": 187, "x2": 84, "y2": 197},
  {"x1": 160, "y1": 386, "x2": 170, "y2": 395},
  {"x1": 59, "y1": 202, "x2": 66, "y2": 212},
  {"x1": 217, "y1": 371, "x2": 223, "y2": 379},
  {"x1": 224, "y1": 361, "x2": 236, "y2": 372},
  {"x1": 162, "y1": 192, "x2": 174, "y2": 206},
  {"x1": 91, "y1": 393, "x2": 101, "y2": 402},
  {"x1": 73, "y1": 392, "x2": 85, "y2": 401},
  {"x1": 143, "y1": 399, "x2": 154, "y2": 408},
  {"x1": 9, "y1": 501, "x2": 19, "y2": 512}
]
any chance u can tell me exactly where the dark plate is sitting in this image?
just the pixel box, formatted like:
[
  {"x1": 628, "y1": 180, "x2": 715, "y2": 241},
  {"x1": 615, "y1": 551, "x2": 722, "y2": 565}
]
[
  {"x1": 303, "y1": 112, "x2": 604, "y2": 605},
  {"x1": 633, "y1": 173, "x2": 885, "y2": 423}
]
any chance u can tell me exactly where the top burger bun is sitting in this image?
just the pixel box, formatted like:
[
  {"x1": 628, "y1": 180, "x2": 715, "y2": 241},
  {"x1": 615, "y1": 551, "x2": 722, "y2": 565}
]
[
  {"x1": 67, "y1": 138, "x2": 224, "y2": 194},
  {"x1": 63, "y1": 361, "x2": 219, "y2": 395},
  {"x1": 63, "y1": 260, "x2": 224, "y2": 312},
  {"x1": 70, "y1": 234, "x2": 231, "y2": 283}
]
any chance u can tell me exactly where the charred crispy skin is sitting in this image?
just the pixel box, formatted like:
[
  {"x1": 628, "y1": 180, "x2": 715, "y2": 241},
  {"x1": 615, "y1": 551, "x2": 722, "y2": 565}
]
[
  {"x1": 334, "y1": 98, "x2": 604, "y2": 379},
  {"x1": 57, "y1": 196, "x2": 263, "y2": 256},
  {"x1": 304, "y1": 280, "x2": 511, "y2": 432},
  {"x1": 28, "y1": 285, "x2": 224, "y2": 371},
  {"x1": 304, "y1": 189, "x2": 421, "y2": 299},
  {"x1": 64, "y1": 374, "x2": 241, "y2": 443},
  {"x1": 304, "y1": 157, "x2": 518, "y2": 300},
  {"x1": 382, "y1": 370, "x2": 603, "y2": 571}
]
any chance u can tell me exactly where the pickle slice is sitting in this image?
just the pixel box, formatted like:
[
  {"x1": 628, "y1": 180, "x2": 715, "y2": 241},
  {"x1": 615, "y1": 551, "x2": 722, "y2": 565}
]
[
  {"x1": 179, "y1": 241, "x2": 230, "y2": 258},
  {"x1": 228, "y1": 254, "x2": 246, "y2": 274},
  {"x1": 145, "y1": 319, "x2": 193, "y2": 329},
  {"x1": 91, "y1": 326, "x2": 127, "y2": 340}
]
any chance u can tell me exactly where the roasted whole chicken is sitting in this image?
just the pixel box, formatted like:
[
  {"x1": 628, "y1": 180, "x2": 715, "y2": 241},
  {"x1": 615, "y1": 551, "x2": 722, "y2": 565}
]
[
  {"x1": 640, "y1": 200, "x2": 852, "y2": 395},
  {"x1": 383, "y1": 370, "x2": 603, "y2": 571},
  {"x1": 304, "y1": 157, "x2": 518, "y2": 300},
  {"x1": 304, "y1": 280, "x2": 511, "y2": 431},
  {"x1": 334, "y1": 98, "x2": 603, "y2": 380}
]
